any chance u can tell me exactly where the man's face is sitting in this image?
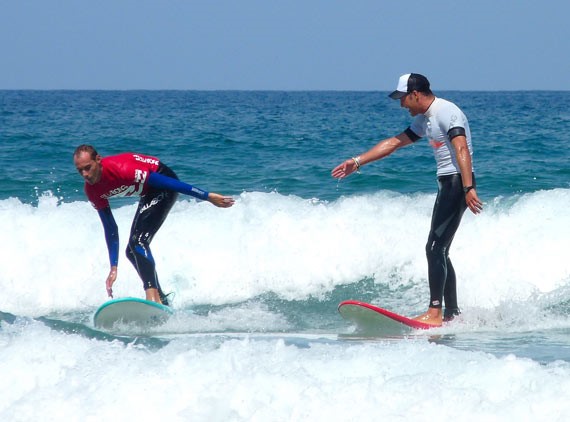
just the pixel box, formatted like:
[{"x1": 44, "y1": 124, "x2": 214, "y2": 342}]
[
  {"x1": 74, "y1": 151, "x2": 102, "y2": 185},
  {"x1": 400, "y1": 91, "x2": 422, "y2": 116}
]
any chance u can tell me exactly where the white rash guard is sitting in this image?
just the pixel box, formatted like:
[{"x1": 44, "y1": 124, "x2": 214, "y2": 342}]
[{"x1": 409, "y1": 97, "x2": 473, "y2": 177}]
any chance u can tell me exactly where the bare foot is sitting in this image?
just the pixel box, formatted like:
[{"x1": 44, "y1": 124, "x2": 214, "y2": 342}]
[
  {"x1": 145, "y1": 288, "x2": 163, "y2": 304},
  {"x1": 413, "y1": 308, "x2": 443, "y2": 326}
]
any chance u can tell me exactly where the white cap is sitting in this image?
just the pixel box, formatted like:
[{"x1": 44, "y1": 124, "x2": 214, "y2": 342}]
[{"x1": 389, "y1": 73, "x2": 431, "y2": 99}]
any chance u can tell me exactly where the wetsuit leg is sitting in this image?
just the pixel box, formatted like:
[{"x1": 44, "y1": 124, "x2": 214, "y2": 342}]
[
  {"x1": 125, "y1": 164, "x2": 179, "y2": 304},
  {"x1": 425, "y1": 173, "x2": 473, "y2": 314},
  {"x1": 443, "y1": 258, "x2": 460, "y2": 320}
]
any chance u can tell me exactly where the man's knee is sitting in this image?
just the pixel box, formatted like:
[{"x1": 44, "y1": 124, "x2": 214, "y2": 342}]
[
  {"x1": 426, "y1": 240, "x2": 439, "y2": 257},
  {"x1": 125, "y1": 243, "x2": 135, "y2": 263},
  {"x1": 426, "y1": 240, "x2": 448, "y2": 262},
  {"x1": 126, "y1": 240, "x2": 154, "y2": 264}
]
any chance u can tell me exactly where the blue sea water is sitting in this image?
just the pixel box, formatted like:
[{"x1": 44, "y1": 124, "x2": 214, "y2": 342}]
[{"x1": 1, "y1": 90, "x2": 570, "y2": 420}]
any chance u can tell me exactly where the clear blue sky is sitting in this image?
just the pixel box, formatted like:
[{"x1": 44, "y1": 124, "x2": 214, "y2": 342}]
[{"x1": 2, "y1": 0, "x2": 569, "y2": 90}]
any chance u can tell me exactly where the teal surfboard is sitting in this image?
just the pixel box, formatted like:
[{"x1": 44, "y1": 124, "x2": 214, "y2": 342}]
[{"x1": 94, "y1": 297, "x2": 173, "y2": 329}]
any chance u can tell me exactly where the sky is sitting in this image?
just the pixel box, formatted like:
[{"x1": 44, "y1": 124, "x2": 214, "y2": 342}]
[{"x1": 1, "y1": 0, "x2": 569, "y2": 91}]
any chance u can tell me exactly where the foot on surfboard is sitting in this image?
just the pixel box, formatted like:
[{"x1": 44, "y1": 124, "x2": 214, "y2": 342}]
[
  {"x1": 413, "y1": 309, "x2": 443, "y2": 327},
  {"x1": 443, "y1": 308, "x2": 461, "y2": 322},
  {"x1": 159, "y1": 292, "x2": 175, "y2": 307}
]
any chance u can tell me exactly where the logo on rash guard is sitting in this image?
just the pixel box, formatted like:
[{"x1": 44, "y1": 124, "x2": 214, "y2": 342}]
[
  {"x1": 101, "y1": 185, "x2": 132, "y2": 199},
  {"x1": 429, "y1": 139, "x2": 444, "y2": 149},
  {"x1": 134, "y1": 169, "x2": 147, "y2": 184},
  {"x1": 133, "y1": 155, "x2": 159, "y2": 166},
  {"x1": 448, "y1": 115, "x2": 458, "y2": 130},
  {"x1": 101, "y1": 180, "x2": 145, "y2": 199}
]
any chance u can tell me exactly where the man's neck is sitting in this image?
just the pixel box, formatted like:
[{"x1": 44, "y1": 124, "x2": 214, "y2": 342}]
[{"x1": 419, "y1": 95, "x2": 436, "y2": 114}]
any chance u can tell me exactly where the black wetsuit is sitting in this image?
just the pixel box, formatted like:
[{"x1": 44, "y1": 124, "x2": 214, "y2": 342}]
[
  {"x1": 426, "y1": 173, "x2": 475, "y2": 319},
  {"x1": 125, "y1": 163, "x2": 179, "y2": 303}
]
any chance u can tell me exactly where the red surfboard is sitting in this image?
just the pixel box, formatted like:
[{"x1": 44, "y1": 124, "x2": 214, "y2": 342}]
[{"x1": 338, "y1": 300, "x2": 436, "y2": 335}]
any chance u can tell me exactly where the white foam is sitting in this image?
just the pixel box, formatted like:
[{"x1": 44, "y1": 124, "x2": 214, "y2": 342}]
[
  {"x1": 1, "y1": 320, "x2": 569, "y2": 421},
  {"x1": 1, "y1": 189, "x2": 569, "y2": 316}
]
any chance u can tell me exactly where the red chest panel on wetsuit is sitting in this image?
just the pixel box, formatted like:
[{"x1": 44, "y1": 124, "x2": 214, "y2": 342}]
[{"x1": 85, "y1": 153, "x2": 160, "y2": 210}]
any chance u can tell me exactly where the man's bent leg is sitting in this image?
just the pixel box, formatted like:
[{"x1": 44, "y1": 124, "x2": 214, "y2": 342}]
[{"x1": 127, "y1": 177, "x2": 178, "y2": 304}]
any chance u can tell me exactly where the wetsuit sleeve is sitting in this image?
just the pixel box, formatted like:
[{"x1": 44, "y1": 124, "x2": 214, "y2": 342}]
[
  {"x1": 97, "y1": 207, "x2": 119, "y2": 267},
  {"x1": 404, "y1": 127, "x2": 421, "y2": 142},
  {"x1": 447, "y1": 126, "x2": 466, "y2": 140},
  {"x1": 147, "y1": 171, "x2": 209, "y2": 200}
]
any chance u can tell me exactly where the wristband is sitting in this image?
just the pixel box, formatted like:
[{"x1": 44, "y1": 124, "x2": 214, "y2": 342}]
[{"x1": 352, "y1": 156, "x2": 361, "y2": 173}]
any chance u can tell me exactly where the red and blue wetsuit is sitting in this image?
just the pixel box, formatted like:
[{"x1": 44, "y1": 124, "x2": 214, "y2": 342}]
[{"x1": 84, "y1": 153, "x2": 208, "y2": 304}]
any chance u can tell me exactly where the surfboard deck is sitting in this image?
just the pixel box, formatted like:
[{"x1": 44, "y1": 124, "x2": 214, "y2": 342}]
[
  {"x1": 94, "y1": 297, "x2": 173, "y2": 330},
  {"x1": 338, "y1": 300, "x2": 435, "y2": 336}
]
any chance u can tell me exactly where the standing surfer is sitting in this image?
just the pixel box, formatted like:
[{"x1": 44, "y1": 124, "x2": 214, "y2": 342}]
[{"x1": 332, "y1": 73, "x2": 483, "y2": 326}]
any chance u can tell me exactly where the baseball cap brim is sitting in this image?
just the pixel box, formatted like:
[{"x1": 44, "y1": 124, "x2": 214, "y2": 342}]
[{"x1": 388, "y1": 90, "x2": 407, "y2": 100}]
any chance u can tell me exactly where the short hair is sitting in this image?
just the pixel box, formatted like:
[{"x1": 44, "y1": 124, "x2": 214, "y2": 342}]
[
  {"x1": 410, "y1": 73, "x2": 433, "y2": 96},
  {"x1": 73, "y1": 144, "x2": 98, "y2": 160}
]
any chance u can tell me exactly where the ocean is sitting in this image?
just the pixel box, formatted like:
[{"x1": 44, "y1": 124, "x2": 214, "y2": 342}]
[{"x1": 1, "y1": 90, "x2": 570, "y2": 421}]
